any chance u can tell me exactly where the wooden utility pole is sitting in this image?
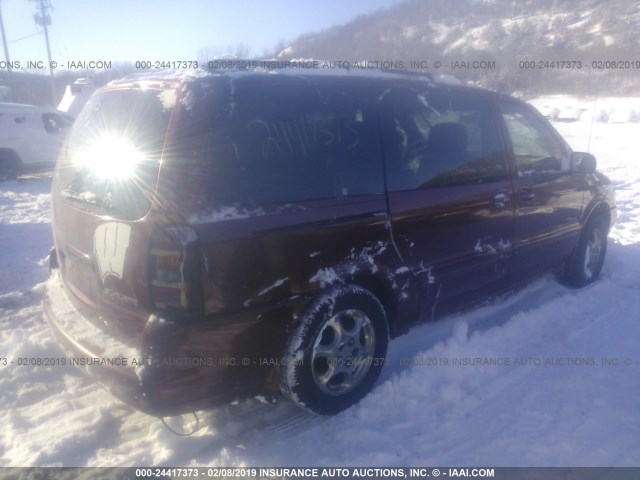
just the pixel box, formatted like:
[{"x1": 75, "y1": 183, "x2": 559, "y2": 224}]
[
  {"x1": 0, "y1": 0, "x2": 14, "y2": 101},
  {"x1": 33, "y1": 0, "x2": 56, "y2": 106}
]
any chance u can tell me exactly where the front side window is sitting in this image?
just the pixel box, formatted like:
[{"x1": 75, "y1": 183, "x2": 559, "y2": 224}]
[
  {"x1": 500, "y1": 101, "x2": 570, "y2": 176},
  {"x1": 42, "y1": 113, "x2": 74, "y2": 134},
  {"x1": 382, "y1": 87, "x2": 506, "y2": 191}
]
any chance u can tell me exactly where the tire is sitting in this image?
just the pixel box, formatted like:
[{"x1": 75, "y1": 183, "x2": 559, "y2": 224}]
[
  {"x1": 562, "y1": 216, "x2": 608, "y2": 287},
  {"x1": 0, "y1": 152, "x2": 20, "y2": 181},
  {"x1": 281, "y1": 285, "x2": 389, "y2": 415}
]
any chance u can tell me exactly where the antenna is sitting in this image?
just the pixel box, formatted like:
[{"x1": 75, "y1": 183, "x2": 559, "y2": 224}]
[{"x1": 586, "y1": 96, "x2": 596, "y2": 153}]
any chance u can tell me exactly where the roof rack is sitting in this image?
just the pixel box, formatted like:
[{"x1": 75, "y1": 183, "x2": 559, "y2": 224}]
[
  {"x1": 108, "y1": 59, "x2": 463, "y2": 86},
  {"x1": 204, "y1": 58, "x2": 440, "y2": 78},
  {"x1": 378, "y1": 67, "x2": 435, "y2": 80}
]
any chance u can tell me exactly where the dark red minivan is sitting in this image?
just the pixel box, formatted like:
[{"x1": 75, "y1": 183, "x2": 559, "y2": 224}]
[{"x1": 44, "y1": 68, "x2": 616, "y2": 415}]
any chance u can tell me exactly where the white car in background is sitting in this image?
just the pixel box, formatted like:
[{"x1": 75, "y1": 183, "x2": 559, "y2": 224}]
[{"x1": 0, "y1": 103, "x2": 74, "y2": 180}]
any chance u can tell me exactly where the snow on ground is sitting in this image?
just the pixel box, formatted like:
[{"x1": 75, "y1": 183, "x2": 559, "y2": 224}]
[{"x1": 1, "y1": 97, "x2": 640, "y2": 467}]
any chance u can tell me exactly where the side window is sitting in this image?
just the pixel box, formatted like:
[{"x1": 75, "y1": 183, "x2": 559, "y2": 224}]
[
  {"x1": 203, "y1": 84, "x2": 384, "y2": 205},
  {"x1": 382, "y1": 87, "x2": 506, "y2": 191},
  {"x1": 42, "y1": 113, "x2": 74, "y2": 134},
  {"x1": 500, "y1": 101, "x2": 570, "y2": 176}
]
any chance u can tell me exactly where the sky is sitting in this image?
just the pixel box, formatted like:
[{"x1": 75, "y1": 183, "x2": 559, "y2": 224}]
[{"x1": 0, "y1": 0, "x2": 399, "y2": 68}]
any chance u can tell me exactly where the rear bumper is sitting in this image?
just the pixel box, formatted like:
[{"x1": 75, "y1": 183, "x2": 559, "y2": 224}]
[
  {"x1": 43, "y1": 272, "x2": 150, "y2": 411},
  {"x1": 43, "y1": 270, "x2": 305, "y2": 416}
]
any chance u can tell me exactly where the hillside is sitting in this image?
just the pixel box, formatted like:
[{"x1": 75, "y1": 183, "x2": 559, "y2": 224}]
[{"x1": 273, "y1": 0, "x2": 640, "y2": 95}]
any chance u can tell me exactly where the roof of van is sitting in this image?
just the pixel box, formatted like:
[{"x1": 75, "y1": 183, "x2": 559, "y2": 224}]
[{"x1": 108, "y1": 61, "x2": 470, "y2": 89}]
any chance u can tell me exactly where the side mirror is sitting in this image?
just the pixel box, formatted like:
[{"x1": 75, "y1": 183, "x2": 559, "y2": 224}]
[{"x1": 571, "y1": 152, "x2": 597, "y2": 174}]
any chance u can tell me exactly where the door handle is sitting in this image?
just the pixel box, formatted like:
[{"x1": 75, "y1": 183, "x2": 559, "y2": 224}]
[
  {"x1": 519, "y1": 188, "x2": 535, "y2": 202},
  {"x1": 492, "y1": 191, "x2": 509, "y2": 209}
]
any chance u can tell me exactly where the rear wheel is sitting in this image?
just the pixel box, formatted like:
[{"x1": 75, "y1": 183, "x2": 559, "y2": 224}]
[
  {"x1": 281, "y1": 285, "x2": 389, "y2": 415},
  {"x1": 0, "y1": 152, "x2": 20, "y2": 181},
  {"x1": 562, "y1": 216, "x2": 608, "y2": 287}
]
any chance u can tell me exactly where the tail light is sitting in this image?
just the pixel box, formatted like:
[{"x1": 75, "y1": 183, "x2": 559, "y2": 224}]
[{"x1": 149, "y1": 226, "x2": 203, "y2": 318}]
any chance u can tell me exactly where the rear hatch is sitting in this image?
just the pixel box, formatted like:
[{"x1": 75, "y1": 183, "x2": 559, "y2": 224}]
[{"x1": 51, "y1": 81, "x2": 179, "y2": 340}]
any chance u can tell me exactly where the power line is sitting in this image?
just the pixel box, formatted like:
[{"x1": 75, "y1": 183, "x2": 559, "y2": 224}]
[{"x1": 9, "y1": 31, "x2": 42, "y2": 44}]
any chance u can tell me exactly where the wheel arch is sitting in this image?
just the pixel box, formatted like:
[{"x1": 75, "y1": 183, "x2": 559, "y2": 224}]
[
  {"x1": 582, "y1": 200, "x2": 612, "y2": 231},
  {"x1": 349, "y1": 273, "x2": 398, "y2": 337},
  {"x1": 0, "y1": 148, "x2": 23, "y2": 165},
  {"x1": 560, "y1": 200, "x2": 611, "y2": 287},
  {"x1": 0, "y1": 149, "x2": 22, "y2": 179}
]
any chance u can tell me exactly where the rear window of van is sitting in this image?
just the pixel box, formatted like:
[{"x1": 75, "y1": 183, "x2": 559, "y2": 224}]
[{"x1": 54, "y1": 87, "x2": 175, "y2": 220}]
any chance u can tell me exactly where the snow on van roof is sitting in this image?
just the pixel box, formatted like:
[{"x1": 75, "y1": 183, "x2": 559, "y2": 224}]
[
  {"x1": 109, "y1": 68, "x2": 212, "y2": 84},
  {"x1": 109, "y1": 59, "x2": 464, "y2": 87}
]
